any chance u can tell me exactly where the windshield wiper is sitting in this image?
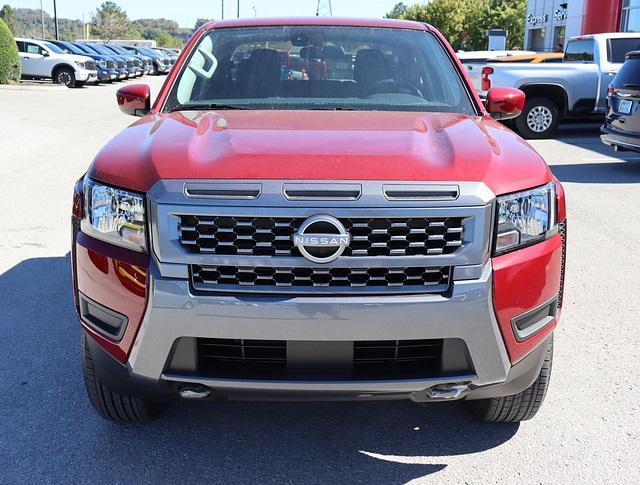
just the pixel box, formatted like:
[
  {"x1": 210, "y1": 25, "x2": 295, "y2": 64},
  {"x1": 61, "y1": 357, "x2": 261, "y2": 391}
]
[
  {"x1": 171, "y1": 103, "x2": 250, "y2": 111},
  {"x1": 307, "y1": 106, "x2": 358, "y2": 111}
]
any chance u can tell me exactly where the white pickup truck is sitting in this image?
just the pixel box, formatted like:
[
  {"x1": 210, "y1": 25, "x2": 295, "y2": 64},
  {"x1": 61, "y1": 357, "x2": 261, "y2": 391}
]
[{"x1": 465, "y1": 33, "x2": 640, "y2": 138}]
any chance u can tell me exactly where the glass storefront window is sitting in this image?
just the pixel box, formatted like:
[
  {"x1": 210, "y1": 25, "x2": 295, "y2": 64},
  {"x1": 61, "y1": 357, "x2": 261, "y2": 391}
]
[
  {"x1": 622, "y1": 0, "x2": 640, "y2": 31},
  {"x1": 528, "y1": 28, "x2": 546, "y2": 51}
]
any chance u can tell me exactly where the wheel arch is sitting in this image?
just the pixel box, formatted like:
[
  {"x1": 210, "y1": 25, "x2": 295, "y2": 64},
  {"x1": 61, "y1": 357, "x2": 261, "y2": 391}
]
[
  {"x1": 518, "y1": 83, "x2": 569, "y2": 116},
  {"x1": 51, "y1": 63, "x2": 76, "y2": 79}
]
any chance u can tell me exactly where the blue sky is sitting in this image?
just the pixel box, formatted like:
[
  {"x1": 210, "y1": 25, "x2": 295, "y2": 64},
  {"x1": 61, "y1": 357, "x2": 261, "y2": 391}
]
[{"x1": 7, "y1": 1, "x2": 398, "y2": 28}]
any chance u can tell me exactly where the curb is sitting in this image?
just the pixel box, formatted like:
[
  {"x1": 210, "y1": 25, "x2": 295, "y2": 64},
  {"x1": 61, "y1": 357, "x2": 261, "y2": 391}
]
[{"x1": 0, "y1": 83, "x2": 67, "y2": 92}]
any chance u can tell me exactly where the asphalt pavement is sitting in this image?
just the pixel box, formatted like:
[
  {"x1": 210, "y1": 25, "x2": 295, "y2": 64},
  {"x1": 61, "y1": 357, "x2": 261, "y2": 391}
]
[{"x1": 0, "y1": 78, "x2": 638, "y2": 484}]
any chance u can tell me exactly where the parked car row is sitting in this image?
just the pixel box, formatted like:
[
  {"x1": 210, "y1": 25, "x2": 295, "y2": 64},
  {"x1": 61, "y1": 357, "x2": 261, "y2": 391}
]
[{"x1": 14, "y1": 37, "x2": 179, "y2": 88}]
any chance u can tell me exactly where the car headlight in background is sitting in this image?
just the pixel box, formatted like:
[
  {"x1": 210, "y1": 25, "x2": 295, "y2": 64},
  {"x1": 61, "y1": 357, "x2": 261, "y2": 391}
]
[
  {"x1": 82, "y1": 178, "x2": 147, "y2": 252},
  {"x1": 494, "y1": 182, "x2": 556, "y2": 255}
]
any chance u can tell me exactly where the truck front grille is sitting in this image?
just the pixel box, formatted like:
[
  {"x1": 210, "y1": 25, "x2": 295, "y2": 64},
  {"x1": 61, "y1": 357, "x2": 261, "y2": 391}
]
[
  {"x1": 191, "y1": 264, "x2": 451, "y2": 294},
  {"x1": 179, "y1": 215, "x2": 464, "y2": 257},
  {"x1": 85, "y1": 60, "x2": 97, "y2": 70},
  {"x1": 195, "y1": 338, "x2": 444, "y2": 380}
]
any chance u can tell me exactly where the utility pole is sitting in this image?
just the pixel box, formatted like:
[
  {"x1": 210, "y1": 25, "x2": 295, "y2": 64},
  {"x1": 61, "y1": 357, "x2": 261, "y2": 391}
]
[
  {"x1": 221, "y1": 0, "x2": 224, "y2": 20},
  {"x1": 39, "y1": 0, "x2": 45, "y2": 38},
  {"x1": 237, "y1": 0, "x2": 240, "y2": 18},
  {"x1": 316, "y1": 0, "x2": 332, "y2": 16},
  {"x1": 53, "y1": 0, "x2": 59, "y2": 40}
]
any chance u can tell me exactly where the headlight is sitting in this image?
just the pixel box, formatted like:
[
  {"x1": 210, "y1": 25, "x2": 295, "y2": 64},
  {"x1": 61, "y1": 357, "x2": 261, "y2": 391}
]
[
  {"x1": 99, "y1": 60, "x2": 106, "y2": 67},
  {"x1": 82, "y1": 178, "x2": 147, "y2": 252},
  {"x1": 75, "y1": 61, "x2": 86, "y2": 69},
  {"x1": 494, "y1": 182, "x2": 556, "y2": 255}
]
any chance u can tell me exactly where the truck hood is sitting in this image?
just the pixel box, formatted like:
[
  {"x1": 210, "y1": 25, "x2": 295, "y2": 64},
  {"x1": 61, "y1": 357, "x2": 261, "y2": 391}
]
[
  {"x1": 57, "y1": 53, "x2": 93, "y2": 64},
  {"x1": 88, "y1": 110, "x2": 553, "y2": 195}
]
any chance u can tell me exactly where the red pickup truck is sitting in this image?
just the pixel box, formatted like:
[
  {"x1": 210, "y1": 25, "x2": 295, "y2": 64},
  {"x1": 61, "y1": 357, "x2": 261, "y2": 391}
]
[{"x1": 71, "y1": 17, "x2": 566, "y2": 423}]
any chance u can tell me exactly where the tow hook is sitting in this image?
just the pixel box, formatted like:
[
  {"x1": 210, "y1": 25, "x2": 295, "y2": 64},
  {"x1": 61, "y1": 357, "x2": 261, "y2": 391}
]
[
  {"x1": 179, "y1": 385, "x2": 211, "y2": 400},
  {"x1": 425, "y1": 383, "x2": 470, "y2": 400}
]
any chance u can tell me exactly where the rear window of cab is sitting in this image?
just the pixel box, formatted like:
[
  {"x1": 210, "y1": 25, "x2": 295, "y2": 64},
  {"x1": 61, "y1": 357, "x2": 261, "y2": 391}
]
[{"x1": 164, "y1": 25, "x2": 476, "y2": 114}]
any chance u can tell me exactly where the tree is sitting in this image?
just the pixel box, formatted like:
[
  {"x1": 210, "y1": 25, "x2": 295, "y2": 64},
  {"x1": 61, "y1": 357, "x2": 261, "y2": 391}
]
[
  {"x1": 385, "y1": 2, "x2": 409, "y2": 19},
  {"x1": 0, "y1": 17, "x2": 20, "y2": 84},
  {"x1": 386, "y1": 0, "x2": 526, "y2": 51},
  {"x1": 91, "y1": 1, "x2": 130, "y2": 41},
  {"x1": 0, "y1": 4, "x2": 16, "y2": 33}
]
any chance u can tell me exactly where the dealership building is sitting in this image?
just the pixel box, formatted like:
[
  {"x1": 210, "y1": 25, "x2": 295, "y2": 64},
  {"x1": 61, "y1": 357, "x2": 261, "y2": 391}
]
[{"x1": 525, "y1": 0, "x2": 640, "y2": 51}]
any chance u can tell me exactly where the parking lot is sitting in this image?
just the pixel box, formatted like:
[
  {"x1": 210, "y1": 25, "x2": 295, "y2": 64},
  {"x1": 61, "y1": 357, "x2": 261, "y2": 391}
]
[{"x1": 0, "y1": 77, "x2": 638, "y2": 484}]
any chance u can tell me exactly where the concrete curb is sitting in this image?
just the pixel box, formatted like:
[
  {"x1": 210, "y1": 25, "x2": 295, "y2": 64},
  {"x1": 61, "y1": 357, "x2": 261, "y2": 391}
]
[{"x1": 0, "y1": 83, "x2": 67, "y2": 92}]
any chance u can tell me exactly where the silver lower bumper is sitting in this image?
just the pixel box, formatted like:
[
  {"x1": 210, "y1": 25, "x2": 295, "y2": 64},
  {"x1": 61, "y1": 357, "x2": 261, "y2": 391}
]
[{"x1": 128, "y1": 261, "x2": 511, "y2": 393}]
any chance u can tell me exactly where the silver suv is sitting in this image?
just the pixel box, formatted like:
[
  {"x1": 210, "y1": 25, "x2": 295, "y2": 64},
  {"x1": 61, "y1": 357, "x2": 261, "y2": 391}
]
[{"x1": 15, "y1": 38, "x2": 98, "y2": 87}]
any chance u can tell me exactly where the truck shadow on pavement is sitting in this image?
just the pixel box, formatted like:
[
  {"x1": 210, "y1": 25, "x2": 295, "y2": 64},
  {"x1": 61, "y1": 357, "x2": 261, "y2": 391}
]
[
  {"x1": 549, "y1": 123, "x2": 640, "y2": 184},
  {"x1": 0, "y1": 255, "x2": 519, "y2": 484}
]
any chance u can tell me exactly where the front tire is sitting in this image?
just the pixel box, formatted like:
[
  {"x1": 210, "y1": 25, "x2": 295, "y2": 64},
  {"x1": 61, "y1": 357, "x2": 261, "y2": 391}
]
[
  {"x1": 466, "y1": 337, "x2": 553, "y2": 423},
  {"x1": 82, "y1": 333, "x2": 159, "y2": 422},
  {"x1": 514, "y1": 97, "x2": 560, "y2": 139},
  {"x1": 53, "y1": 67, "x2": 76, "y2": 88}
]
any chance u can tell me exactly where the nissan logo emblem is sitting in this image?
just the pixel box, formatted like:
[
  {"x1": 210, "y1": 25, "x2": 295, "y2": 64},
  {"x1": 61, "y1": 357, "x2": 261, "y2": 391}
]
[{"x1": 293, "y1": 215, "x2": 351, "y2": 263}]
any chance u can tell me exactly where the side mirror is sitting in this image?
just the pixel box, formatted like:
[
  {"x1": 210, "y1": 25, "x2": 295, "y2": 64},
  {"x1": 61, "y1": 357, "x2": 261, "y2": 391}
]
[
  {"x1": 485, "y1": 87, "x2": 525, "y2": 120},
  {"x1": 41, "y1": 50, "x2": 49, "y2": 57},
  {"x1": 116, "y1": 84, "x2": 151, "y2": 117}
]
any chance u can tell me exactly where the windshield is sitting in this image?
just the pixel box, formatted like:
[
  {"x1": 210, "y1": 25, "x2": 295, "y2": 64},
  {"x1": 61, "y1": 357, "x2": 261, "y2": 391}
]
[
  {"x1": 61, "y1": 42, "x2": 84, "y2": 55},
  {"x1": 165, "y1": 26, "x2": 473, "y2": 113},
  {"x1": 108, "y1": 44, "x2": 128, "y2": 55},
  {"x1": 89, "y1": 44, "x2": 115, "y2": 55},
  {"x1": 44, "y1": 42, "x2": 65, "y2": 54},
  {"x1": 74, "y1": 43, "x2": 95, "y2": 55}
]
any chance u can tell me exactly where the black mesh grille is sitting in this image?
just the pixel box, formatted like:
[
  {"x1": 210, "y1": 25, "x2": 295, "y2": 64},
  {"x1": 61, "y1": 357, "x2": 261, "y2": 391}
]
[
  {"x1": 195, "y1": 338, "x2": 444, "y2": 380},
  {"x1": 85, "y1": 60, "x2": 97, "y2": 70},
  {"x1": 191, "y1": 264, "x2": 451, "y2": 294},
  {"x1": 178, "y1": 215, "x2": 465, "y2": 257},
  {"x1": 353, "y1": 339, "x2": 443, "y2": 376}
]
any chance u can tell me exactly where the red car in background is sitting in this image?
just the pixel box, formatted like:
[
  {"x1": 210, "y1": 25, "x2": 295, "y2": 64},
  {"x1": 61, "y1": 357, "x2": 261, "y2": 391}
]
[{"x1": 71, "y1": 17, "x2": 566, "y2": 424}]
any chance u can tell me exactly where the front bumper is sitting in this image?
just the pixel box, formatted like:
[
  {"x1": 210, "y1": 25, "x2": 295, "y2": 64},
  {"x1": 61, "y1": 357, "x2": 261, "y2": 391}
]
[
  {"x1": 76, "y1": 69, "x2": 98, "y2": 83},
  {"x1": 130, "y1": 261, "x2": 509, "y2": 390}
]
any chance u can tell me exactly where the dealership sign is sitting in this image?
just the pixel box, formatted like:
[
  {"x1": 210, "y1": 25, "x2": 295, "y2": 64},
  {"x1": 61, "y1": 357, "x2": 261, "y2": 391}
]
[
  {"x1": 554, "y1": 7, "x2": 567, "y2": 21},
  {"x1": 527, "y1": 13, "x2": 548, "y2": 26}
]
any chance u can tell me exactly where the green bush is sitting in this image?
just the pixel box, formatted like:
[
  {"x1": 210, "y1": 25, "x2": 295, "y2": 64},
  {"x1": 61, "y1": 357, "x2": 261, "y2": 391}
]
[{"x1": 0, "y1": 18, "x2": 20, "y2": 84}]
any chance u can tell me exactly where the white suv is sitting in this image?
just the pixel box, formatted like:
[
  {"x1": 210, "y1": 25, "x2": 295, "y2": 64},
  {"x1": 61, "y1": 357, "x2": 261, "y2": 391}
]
[{"x1": 15, "y1": 38, "x2": 98, "y2": 87}]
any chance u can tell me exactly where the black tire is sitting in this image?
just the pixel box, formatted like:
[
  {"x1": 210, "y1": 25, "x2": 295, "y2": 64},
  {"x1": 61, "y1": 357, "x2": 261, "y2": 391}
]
[
  {"x1": 81, "y1": 333, "x2": 159, "y2": 423},
  {"x1": 514, "y1": 97, "x2": 560, "y2": 139},
  {"x1": 53, "y1": 66, "x2": 76, "y2": 88},
  {"x1": 467, "y1": 337, "x2": 553, "y2": 423}
]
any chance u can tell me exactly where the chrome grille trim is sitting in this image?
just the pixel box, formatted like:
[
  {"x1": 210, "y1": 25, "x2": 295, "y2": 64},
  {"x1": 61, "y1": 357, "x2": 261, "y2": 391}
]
[
  {"x1": 191, "y1": 264, "x2": 451, "y2": 295},
  {"x1": 148, "y1": 180, "x2": 495, "y2": 276}
]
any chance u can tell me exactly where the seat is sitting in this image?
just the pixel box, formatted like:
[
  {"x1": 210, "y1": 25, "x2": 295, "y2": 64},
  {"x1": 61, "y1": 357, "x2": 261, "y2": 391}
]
[
  {"x1": 353, "y1": 48, "x2": 392, "y2": 95},
  {"x1": 237, "y1": 48, "x2": 282, "y2": 98}
]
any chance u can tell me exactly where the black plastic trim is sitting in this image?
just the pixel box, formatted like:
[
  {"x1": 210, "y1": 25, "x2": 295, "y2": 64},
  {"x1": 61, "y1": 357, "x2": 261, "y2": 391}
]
[
  {"x1": 79, "y1": 292, "x2": 128, "y2": 341},
  {"x1": 510, "y1": 295, "x2": 558, "y2": 343}
]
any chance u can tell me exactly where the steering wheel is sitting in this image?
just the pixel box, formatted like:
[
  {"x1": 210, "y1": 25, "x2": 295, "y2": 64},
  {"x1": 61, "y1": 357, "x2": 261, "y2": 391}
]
[{"x1": 371, "y1": 79, "x2": 424, "y2": 98}]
